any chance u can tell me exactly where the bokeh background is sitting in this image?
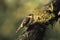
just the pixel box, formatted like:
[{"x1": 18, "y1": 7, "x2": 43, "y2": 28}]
[{"x1": 0, "y1": 0, "x2": 60, "y2": 40}]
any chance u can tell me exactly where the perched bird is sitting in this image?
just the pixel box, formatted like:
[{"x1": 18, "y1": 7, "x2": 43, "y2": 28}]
[
  {"x1": 16, "y1": 0, "x2": 60, "y2": 40},
  {"x1": 16, "y1": 3, "x2": 55, "y2": 33}
]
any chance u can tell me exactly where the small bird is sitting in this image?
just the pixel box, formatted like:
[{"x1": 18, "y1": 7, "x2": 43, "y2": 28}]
[{"x1": 16, "y1": 3, "x2": 55, "y2": 33}]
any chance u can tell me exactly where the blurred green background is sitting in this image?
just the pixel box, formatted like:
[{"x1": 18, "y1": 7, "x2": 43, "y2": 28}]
[{"x1": 0, "y1": 0, "x2": 60, "y2": 40}]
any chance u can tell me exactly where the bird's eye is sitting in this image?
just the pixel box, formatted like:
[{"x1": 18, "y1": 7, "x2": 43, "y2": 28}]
[{"x1": 22, "y1": 18, "x2": 30, "y2": 26}]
